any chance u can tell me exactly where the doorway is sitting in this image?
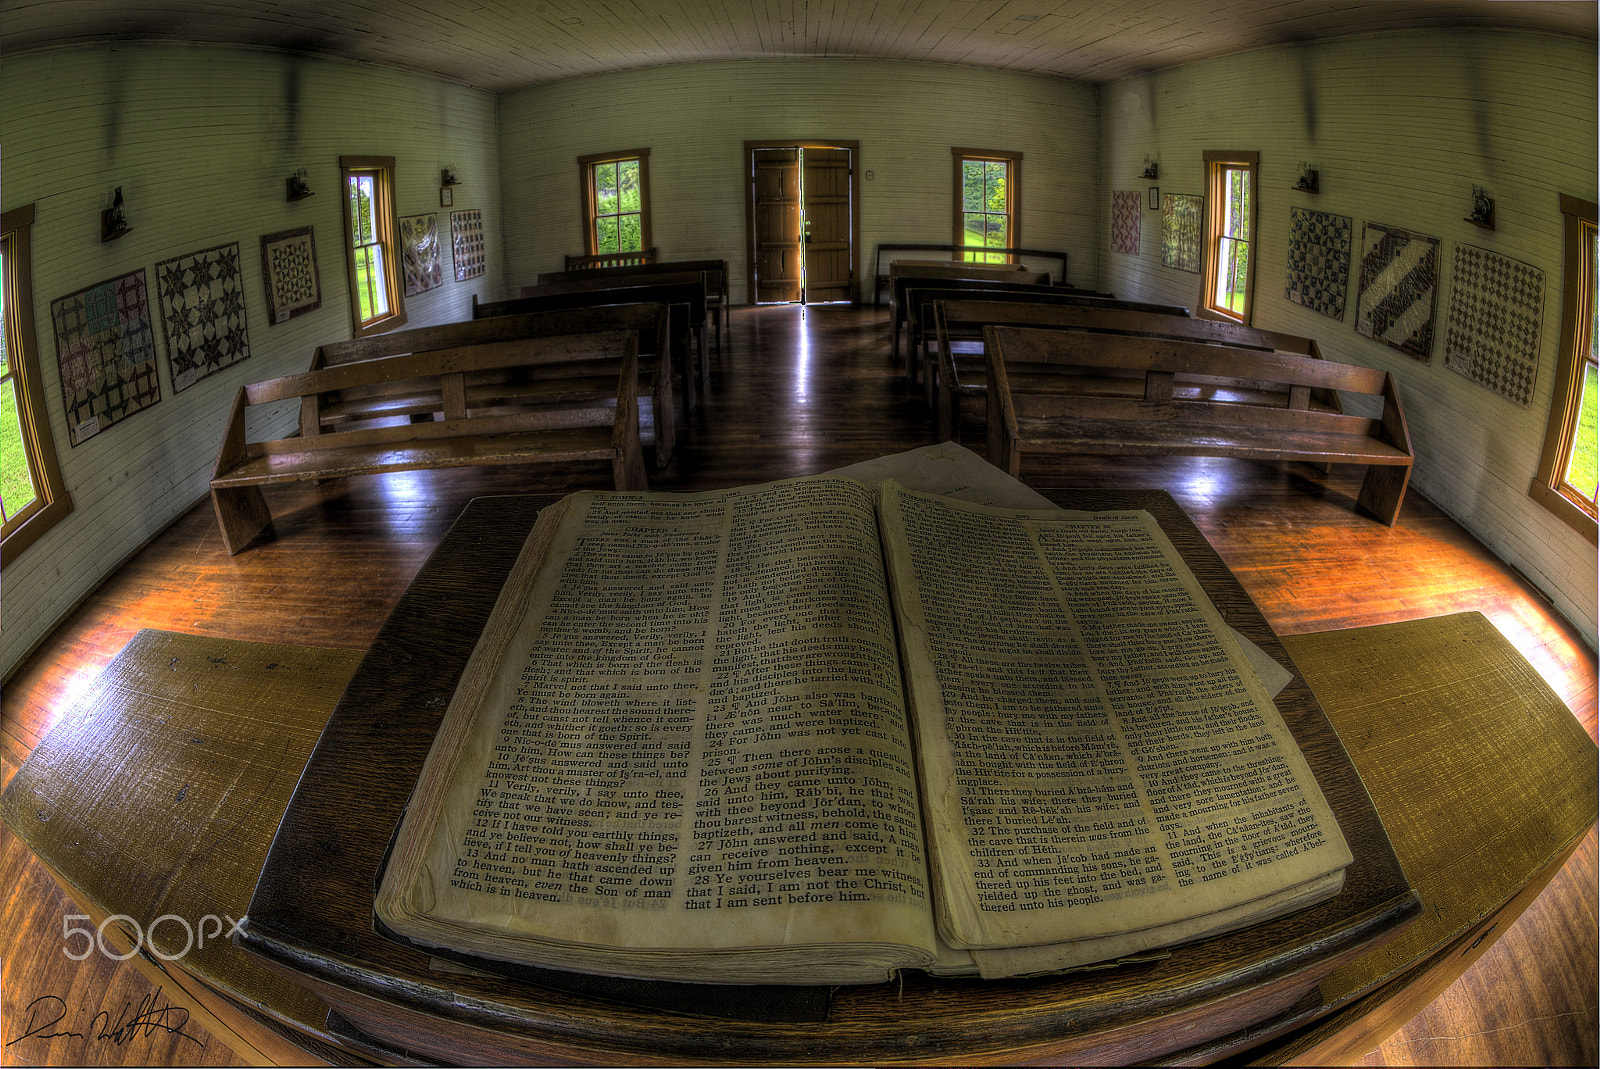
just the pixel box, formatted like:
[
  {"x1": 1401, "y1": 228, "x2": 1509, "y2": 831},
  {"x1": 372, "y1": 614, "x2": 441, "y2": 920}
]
[{"x1": 745, "y1": 140, "x2": 859, "y2": 304}]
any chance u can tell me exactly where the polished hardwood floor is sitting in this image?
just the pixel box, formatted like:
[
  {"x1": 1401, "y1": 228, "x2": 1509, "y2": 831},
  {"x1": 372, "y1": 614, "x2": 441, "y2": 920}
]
[{"x1": 2, "y1": 303, "x2": 1595, "y2": 1066}]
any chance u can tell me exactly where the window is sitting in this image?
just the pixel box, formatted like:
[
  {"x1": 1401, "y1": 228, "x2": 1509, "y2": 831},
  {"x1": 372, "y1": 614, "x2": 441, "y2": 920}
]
[
  {"x1": 579, "y1": 150, "x2": 651, "y2": 256},
  {"x1": 1530, "y1": 194, "x2": 1599, "y2": 544},
  {"x1": 340, "y1": 155, "x2": 406, "y2": 337},
  {"x1": 2, "y1": 203, "x2": 73, "y2": 567},
  {"x1": 953, "y1": 149, "x2": 1021, "y2": 263},
  {"x1": 1201, "y1": 151, "x2": 1258, "y2": 323}
]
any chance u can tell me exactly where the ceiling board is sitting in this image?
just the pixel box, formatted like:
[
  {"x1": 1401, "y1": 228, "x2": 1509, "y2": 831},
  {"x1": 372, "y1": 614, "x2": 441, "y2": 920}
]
[{"x1": 2, "y1": 0, "x2": 1593, "y2": 92}]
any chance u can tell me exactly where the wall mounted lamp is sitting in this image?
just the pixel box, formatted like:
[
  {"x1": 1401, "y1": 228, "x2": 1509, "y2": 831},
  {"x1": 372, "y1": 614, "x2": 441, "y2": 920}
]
[
  {"x1": 1466, "y1": 185, "x2": 1496, "y2": 230},
  {"x1": 1293, "y1": 162, "x2": 1320, "y2": 194},
  {"x1": 1140, "y1": 157, "x2": 1159, "y2": 180},
  {"x1": 286, "y1": 168, "x2": 314, "y2": 201},
  {"x1": 101, "y1": 187, "x2": 131, "y2": 242}
]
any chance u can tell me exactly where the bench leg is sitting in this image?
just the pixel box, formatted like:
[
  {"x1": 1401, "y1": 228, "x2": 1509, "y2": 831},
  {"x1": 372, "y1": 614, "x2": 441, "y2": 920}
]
[
  {"x1": 1357, "y1": 465, "x2": 1411, "y2": 526},
  {"x1": 211, "y1": 485, "x2": 274, "y2": 555}
]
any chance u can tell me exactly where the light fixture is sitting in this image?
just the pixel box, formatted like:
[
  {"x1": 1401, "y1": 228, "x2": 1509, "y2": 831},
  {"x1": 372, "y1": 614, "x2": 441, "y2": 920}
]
[
  {"x1": 1293, "y1": 162, "x2": 1319, "y2": 194},
  {"x1": 286, "y1": 168, "x2": 313, "y2": 201},
  {"x1": 101, "y1": 186, "x2": 130, "y2": 242},
  {"x1": 441, "y1": 167, "x2": 461, "y2": 187},
  {"x1": 1466, "y1": 185, "x2": 1496, "y2": 230},
  {"x1": 1140, "y1": 156, "x2": 1158, "y2": 180}
]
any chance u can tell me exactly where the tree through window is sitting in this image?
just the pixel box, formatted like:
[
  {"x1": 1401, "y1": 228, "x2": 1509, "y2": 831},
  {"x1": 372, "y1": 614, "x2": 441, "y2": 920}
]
[
  {"x1": 2, "y1": 203, "x2": 74, "y2": 566},
  {"x1": 1531, "y1": 193, "x2": 1599, "y2": 543},
  {"x1": 953, "y1": 149, "x2": 1021, "y2": 264},
  {"x1": 580, "y1": 150, "x2": 651, "y2": 256}
]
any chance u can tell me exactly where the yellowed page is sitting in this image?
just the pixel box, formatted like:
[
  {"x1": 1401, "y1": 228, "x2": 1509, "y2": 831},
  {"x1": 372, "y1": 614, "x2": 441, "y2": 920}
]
[
  {"x1": 378, "y1": 476, "x2": 937, "y2": 984},
  {"x1": 877, "y1": 482, "x2": 1351, "y2": 953}
]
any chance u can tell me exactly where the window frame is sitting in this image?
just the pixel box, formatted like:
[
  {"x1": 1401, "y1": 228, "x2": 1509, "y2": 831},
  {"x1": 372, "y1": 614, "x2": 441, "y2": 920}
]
[
  {"x1": 952, "y1": 148, "x2": 1022, "y2": 264},
  {"x1": 1529, "y1": 193, "x2": 1599, "y2": 545},
  {"x1": 578, "y1": 149, "x2": 652, "y2": 257},
  {"x1": 2, "y1": 203, "x2": 74, "y2": 568},
  {"x1": 1200, "y1": 150, "x2": 1259, "y2": 324},
  {"x1": 339, "y1": 155, "x2": 407, "y2": 339}
]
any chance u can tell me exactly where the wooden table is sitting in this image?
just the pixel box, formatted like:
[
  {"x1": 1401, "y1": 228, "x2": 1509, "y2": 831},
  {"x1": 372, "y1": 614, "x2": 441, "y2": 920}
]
[{"x1": 4, "y1": 491, "x2": 1592, "y2": 1065}]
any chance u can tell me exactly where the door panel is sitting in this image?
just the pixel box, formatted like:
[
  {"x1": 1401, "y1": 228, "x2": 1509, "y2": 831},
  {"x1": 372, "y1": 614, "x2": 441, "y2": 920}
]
[
  {"x1": 752, "y1": 148, "x2": 802, "y2": 305},
  {"x1": 802, "y1": 148, "x2": 852, "y2": 303}
]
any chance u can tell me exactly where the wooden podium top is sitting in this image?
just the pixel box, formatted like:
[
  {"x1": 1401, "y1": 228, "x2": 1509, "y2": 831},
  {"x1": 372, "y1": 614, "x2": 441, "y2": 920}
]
[{"x1": 236, "y1": 490, "x2": 1418, "y2": 1065}]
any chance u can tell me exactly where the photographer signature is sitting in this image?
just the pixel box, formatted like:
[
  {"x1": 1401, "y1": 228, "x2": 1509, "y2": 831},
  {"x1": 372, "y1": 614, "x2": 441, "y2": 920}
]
[{"x1": 7, "y1": 989, "x2": 204, "y2": 1051}]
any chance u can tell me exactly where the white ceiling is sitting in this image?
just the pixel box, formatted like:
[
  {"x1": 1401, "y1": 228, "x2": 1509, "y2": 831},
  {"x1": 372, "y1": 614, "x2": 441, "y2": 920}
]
[{"x1": 3, "y1": 0, "x2": 1595, "y2": 92}]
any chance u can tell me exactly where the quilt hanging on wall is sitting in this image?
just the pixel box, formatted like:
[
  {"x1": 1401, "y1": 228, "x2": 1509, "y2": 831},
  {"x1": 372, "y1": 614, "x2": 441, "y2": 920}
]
[
  {"x1": 1161, "y1": 194, "x2": 1203, "y2": 273},
  {"x1": 260, "y1": 226, "x2": 322, "y2": 325},
  {"x1": 451, "y1": 209, "x2": 486, "y2": 281},
  {"x1": 51, "y1": 269, "x2": 162, "y2": 447},
  {"x1": 1284, "y1": 207, "x2": 1352, "y2": 320},
  {"x1": 1354, "y1": 221, "x2": 1440, "y2": 361},
  {"x1": 154, "y1": 241, "x2": 252, "y2": 393},
  {"x1": 1111, "y1": 191, "x2": 1141, "y2": 256},
  {"x1": 1443, "y1": 243, "x2": 1544, "y2": 406},
  {"x1": 401, "y1": 213, "x2": 444, "y2": 296}
]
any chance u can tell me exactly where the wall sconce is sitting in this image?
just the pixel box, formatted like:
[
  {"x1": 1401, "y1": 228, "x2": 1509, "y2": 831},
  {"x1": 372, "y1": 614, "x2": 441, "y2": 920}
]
[
  {"x1": 1466, "y1": 185, "x2": 1496, "y2": 230},
  {"x1": 101, "y1": 186, "x2": 131, "y2": 242},
  {"x1": 1140, "y1": 157, "x2": 1159, "y2": 180},
  {"x1": 286, "y1": 168, "x2": 314, "y2": 201},
  {"x1": 1293, "y1": 162, "x2": 1319, "y2": 194},
  {"x1": 441, "y1": 167, "x2": 461, "y2": 187}
]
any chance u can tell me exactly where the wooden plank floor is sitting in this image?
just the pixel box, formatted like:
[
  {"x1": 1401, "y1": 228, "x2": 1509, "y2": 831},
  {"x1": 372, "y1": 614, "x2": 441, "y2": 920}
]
[{"x1": 2, "y1": 303, "x2": 1594, "y2": 1066}]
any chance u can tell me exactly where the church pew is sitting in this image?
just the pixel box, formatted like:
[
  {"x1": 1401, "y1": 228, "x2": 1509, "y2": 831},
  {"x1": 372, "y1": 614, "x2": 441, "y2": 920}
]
[
  {"x1": 537, "y1": 259, "x2": 730, "y2": 360},
  {"x1": 984, "y1": 324, "x2": 1413, "y2": 525},
  {"x1": 208, "y1": 330, "x2": 645, "y2": 554},
  {"x1": 887, "y1": 261, "x2": 1051, "y2": 373}
]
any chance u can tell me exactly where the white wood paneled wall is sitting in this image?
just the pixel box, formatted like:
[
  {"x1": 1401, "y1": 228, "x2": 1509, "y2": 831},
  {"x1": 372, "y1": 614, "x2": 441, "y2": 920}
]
[
  {"x1": 1098, "y1": 29, "x2": 1598, "y2": 645},
  {"x1": 496, "y1": 58, "x2": 1102, "y2": 302},
  {"x1": 0, "y1": 43, "x2": 501, "y2": 677}
]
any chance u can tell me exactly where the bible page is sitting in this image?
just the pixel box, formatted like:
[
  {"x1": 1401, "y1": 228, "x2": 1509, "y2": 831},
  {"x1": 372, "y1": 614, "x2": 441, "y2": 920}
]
[
  {"x1": 876, "y1": 482, "x2": 1351, "y2": 954},
  {"x1": 378, "y1": 476, "x2": 937, "y2": 984}
]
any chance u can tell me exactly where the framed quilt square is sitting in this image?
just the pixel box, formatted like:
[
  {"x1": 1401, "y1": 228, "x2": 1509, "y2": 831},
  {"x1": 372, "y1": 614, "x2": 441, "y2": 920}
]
[
  {"x1": 1111, "y1": 191, "x2": 1141, "y2": 256},
  {"x1": 401, "y1": 213, "x2": 444, "y2": 296},
  {"x1": 51, "y1": 269, "x2": 162, "y2": 446},
  {"x1": 260, "y1": 226, "x2": 322, "y2": 325},
  {"x1": 1161, "y1": 194, "x2": 1203, "y2": 273},
  {"x1": 1284, "y1": 207, "x2": 1353, "y2": 321},
  {"x1": 154, "y1": 241, "x2": 252, "y2": 392},
  {"x1": 1444, "y1": 243, "x2": 1544, "y2": 406},
  {"x1": 451, "y1": 209, "x2": 486, "y2": 282},
  {"x1": 1355, "y1": 222, "x2": 1440, "y2": 361}
]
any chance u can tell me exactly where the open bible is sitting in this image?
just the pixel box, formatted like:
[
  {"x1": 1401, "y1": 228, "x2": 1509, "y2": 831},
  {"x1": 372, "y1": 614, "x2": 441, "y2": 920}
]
[{"x1": 374, "y1": 472, "x2": 1353, "y2": 985}]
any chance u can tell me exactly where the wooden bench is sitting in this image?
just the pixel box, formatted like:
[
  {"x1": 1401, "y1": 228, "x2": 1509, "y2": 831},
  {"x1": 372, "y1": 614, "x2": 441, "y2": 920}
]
[
  {"x1": 985, "y1": 324, "x2": 1414, "y2": 525},
  {"x1": 565, "y1": 248, "x2": 657, "y2": 270},
  {"x1": 208, "y1": 330, "x2": 646, "y2": 554},
  {"x1": 935, "y1": 300, "x2": 1303, "y2": 444},
  {"x1": 315, "y1": 305, "x2": 675, "y2": 468},
  {"x1": 888, "y1": 261, "x2": 1052, "y2": 372},
  {"x1": 537, "y1": 259, "x2": 729, "y2": 361},
  {"x1": 517, "y1": 276, "x2": 712, "y2": 413},
  {"x1": 903, "y1": 284, "x2": 1171, "y2": 392},
  {"x1": 870, "y1": 242, "x2": 1069, "y2": 305}
]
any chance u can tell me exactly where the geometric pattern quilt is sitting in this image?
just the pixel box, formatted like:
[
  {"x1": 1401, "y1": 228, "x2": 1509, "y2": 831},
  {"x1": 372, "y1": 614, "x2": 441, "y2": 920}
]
[
  {"x1": 1161, "y1": 193, "x2": 1203, "y2": 273},
  {"x1": 1285, "y1": 207, "x2": 1352, "y2": 320},
  {"x1": 1443, "y1": 243, "x2": 1544, "y2": 406},
  {"x1": 451, "y1": 209, "x2": 486, "y2": 282},
  {"x1": 259, "y1": 225, "x2": 322, "y2": 325},
  {"x1": 51, "y1": 269, "x2": 162, "y2": 447},
  {"x1": 401, "y1": 213, "x2": 444, "y2": 296},
  {"x1": 154, "y1": 241, "x2": 251, "y2": 393},
  {"x1": 1355, "y1": 221, "x2": 1440, "y2": 361},
  {"x1": 1111, "y1": 190, "x2": 1141, "y2": 256}
]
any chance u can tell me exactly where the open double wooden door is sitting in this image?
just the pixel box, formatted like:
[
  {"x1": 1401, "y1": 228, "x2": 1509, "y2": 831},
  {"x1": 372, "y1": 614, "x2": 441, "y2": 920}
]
[{"x1": 746, "y1": 141, "x2": 859, "y2": 304}]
